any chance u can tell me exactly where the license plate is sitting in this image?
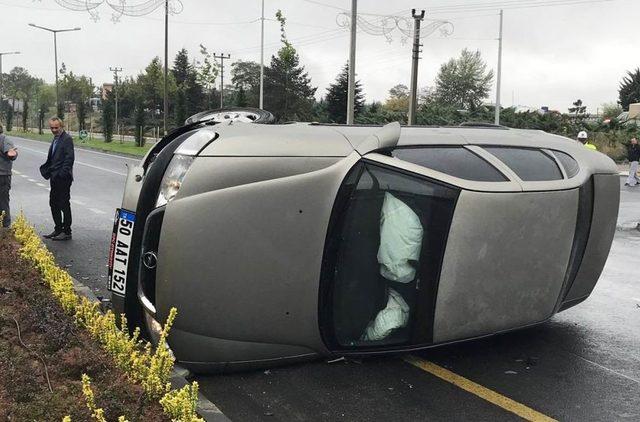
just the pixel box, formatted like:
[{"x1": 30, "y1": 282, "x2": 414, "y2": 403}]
[{"x1": 107, "y1": 208, "x2": 136, "y2": 296}]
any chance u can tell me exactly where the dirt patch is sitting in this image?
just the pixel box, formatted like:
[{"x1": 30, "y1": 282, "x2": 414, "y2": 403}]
[{"x1": 0, "y1": 229, "x2": 168, "y2": 421}]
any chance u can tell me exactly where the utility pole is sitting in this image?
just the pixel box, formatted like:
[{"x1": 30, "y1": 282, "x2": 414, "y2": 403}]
[
  {"x1": 163, "y1": 0, "x2": 169, "y2": 135},
  {"x1": 215, "y1": 53, "x2": 231, "y2": 108},
  {"x1": 346, "y1": 0, "x2": 357, "y2": 125},
  {"x1": 408, "y1": 9, "x2": 425, "y2": 126},
  {"x1": 259, "y1": 0, "x2": 265, "y2": 109},
  {"x1": 28, "y1": 23, "x2": 81, "y2": 119},
  {"x1": 110, "y1": 67, "x2": 122, "y2": 138},
  {"x1": 494, "y1": 9, "x2": 504, "y2": 125},
  {"x1": 0, "y1": 51, "x2": 20, "y2": 125}
]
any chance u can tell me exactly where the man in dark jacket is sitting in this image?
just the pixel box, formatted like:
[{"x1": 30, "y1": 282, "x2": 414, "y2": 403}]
[
  {"x1": 625, "y1": 137, "x2": 640, "y2": 187},
  {"x1": 0, "y1": 124, "x2": 18, "y2": 228},
  {"x1": 39, "y1": 117, "x2": 75, "y2": 240}
]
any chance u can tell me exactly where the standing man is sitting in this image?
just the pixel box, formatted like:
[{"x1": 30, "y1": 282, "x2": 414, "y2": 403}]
[
  {"x1": 577, "y1": 131, "x2": 597, "y2": 150},
  {"x1": 0, "y1": 124, "x2": 18, "y2": 228},
  {"x1": 625, "y1": 137, "x2": 640, "y2": 187},
  {"x1": 39, "y1": 117, "x2": 75, "y2": 240}
]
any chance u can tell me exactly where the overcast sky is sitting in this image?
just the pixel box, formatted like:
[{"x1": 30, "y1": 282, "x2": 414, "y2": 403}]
[{"x1": 1, "y1": 0, "x2": 638, "y2": 113}]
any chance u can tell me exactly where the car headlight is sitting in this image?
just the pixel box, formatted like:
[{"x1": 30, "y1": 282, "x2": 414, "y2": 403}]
[{"x1": 156, "y1": 154, "x2": 195, "y2": 207}]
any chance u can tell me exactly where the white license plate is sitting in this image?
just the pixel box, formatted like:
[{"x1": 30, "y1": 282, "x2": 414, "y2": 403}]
[{"x1": 107, "y1": 208, "x2": 136, "y2": 296}]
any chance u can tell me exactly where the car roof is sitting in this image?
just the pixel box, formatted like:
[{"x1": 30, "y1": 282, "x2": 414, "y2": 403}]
[{"x1": 199, "y1": 122, "x2": 582, "y2": 157}]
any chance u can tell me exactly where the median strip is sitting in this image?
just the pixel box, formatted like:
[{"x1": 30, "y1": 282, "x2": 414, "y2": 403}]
[{"x1": 6, "y1": 213, "x2": 206, "y2": 421}]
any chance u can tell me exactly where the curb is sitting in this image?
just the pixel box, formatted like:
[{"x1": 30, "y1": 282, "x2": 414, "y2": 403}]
[{"x1": 70, "y1": 276, "x2": 231, "y2": 422}]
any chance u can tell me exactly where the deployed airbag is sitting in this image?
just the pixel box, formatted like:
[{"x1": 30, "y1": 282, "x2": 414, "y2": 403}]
[
  {"x1": 377, "y1": 192, "x2": 423, "y2": 283},
  {"x1": 362, "y1": 288, "x2": 410, "y2": 341}
]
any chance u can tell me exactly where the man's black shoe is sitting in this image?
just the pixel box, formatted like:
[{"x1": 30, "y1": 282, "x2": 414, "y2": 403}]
[
  {"x1": 43, "y1": 230, "x2": 62, "y2": 239},
  {"x1": 52, "y1": 232, "x2": 72, "y2": 241}
]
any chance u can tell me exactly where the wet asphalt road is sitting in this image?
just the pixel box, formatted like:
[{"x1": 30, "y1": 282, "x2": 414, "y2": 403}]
[{"x1": 6, "y1": 134, "x2": 640, "y2": 421}]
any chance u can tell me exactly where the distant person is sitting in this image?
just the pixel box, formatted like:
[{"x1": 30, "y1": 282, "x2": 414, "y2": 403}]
[
  {"x1": 625, "y1": 137, "x2": 640, "y2": 187},
  {"x1": 0, "y1": 125, "x2": 18, "y2": 228},
  {"x1": 577, "y1": 131, "x2": 597, "y2": 150},
  {"x1": 39, "y1": 117, "x2": 75, "y2": 240}
]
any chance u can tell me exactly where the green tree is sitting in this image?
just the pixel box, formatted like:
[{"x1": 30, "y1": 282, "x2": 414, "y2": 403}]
[
  {"x1": 172, "y1": 48, "x2": 204, "y2": 124},
  {"x1": 35, "y1": 83, "x2": 55, "y2": 134},
  {"x1": 102, "y1": 89, "x2": 115, "y2": 143},
  {"x1": 60, "y1": 70, "x2": 94, "y2": 131},
  {"x1": 434, "y1": 49, "x2": 494, "y2": 111},
  {"x1": 600, "y1": 102, "x2": 623, "y2": 119},
  {"x1": 325, "y1": 63, "x2": 364, "y2": 123},
  {"x1": 134, "y1": 101, "x2": 145, "y2": 146},
  {"x1": 138, "y1": 57, "x2": 177, "y2": 126},
  {"x1": 568, "y1": 99, "x2": 586, "y2": 119},
  {"x1": 618, "y1": 68, "x2": 640, "y2": 110},
  {"x1": 14, "y1": 68, "x2": 39, "y2": 131},
  {"x1": 264, "y1": 10, "x2": 316, "y2": 121},
  {"x1": 231, "y1": 60, "x2": 261, "y2": 108},
  {"x1": 384, "y1": 84, "x2": 409, "y2": 113},
  {"x1": 196, "y1": 44, "x2": 220, "y2": 109}
]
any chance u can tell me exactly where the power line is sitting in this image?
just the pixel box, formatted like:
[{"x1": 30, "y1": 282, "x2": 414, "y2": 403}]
[
  {"x1": 427, "y1": 0, "x2": 617, "y2": 13},
  {"x1": 300, "y1": 0, "x2": 348, "y2": 11}
]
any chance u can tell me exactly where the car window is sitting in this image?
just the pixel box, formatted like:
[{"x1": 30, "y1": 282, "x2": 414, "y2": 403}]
[
  {"x1": 484, "y1": 147, "x2": 563, "y2": 181},
  {"x1": 325, "y1": 164, "x2": 457, "y2": 349},
  {"x1": 552, "y1": 150, "x2": 580, "y2": 178},
  {"x1": 391, "y1": 147, "x2": 507, "y2": 182}
]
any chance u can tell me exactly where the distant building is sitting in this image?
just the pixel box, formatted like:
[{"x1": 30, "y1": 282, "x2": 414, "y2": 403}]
[{"x1": 102, "y1": 83, "x2": 114, "y2": 100}]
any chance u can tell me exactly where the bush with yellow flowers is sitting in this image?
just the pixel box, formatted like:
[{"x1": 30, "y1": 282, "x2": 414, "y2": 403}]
[{"x1": 11, "y1": 213, "x2": 203, "y2": 422}]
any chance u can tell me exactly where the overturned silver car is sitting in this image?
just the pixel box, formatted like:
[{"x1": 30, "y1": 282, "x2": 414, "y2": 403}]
[{"x1": 108, "y1": 109, "x2": 619, "y2": 373}]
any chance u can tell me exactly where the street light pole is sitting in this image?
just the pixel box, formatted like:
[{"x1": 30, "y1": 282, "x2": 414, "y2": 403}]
[
  {"x1": 346, "y1": 0, "x2": 357, "y2": 125},
  {"x1": 0, "y1": 51, "x2": 21, "y2": 125},
  {"x1": 494, "y1": 9, "x2": 504, "y2": 125},
  {"x1": 164, "y1": 0, "x2": 169, "y2": 136},
  {"x1": 28, "y1": 23, "x2": 81, "y2": 119},
  {"x1": 259, "y1": 0, "x2": 265, "y2": 110}
]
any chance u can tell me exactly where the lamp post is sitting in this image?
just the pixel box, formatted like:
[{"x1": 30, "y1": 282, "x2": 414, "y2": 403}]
[
  {"x1": 28, "y1": 23, "x2": 81, "y2": 118},
  {"x1": 0, "y1": 51, "x2": 20, "y2": 124}
]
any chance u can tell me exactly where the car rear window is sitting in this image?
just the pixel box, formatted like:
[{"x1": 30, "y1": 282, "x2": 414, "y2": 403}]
[
  {"x1": 484, "y1": 147, "x2": 563, "y2": 181},
  {"x1": 391, "y1": 147, "x2": 507, "y2": 182},
  {"x1": 552, "y1": 150, "x2": 580, "y2": 178}
]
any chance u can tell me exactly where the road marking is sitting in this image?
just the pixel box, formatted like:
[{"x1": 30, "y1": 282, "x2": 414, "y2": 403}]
[
  {"x1": 404, "y1": 356, "x2": 557, "y2": 422},
  {"x1": 71, "y1": 200, "x2": 86, "y2": 206},
  {"x1": 11, "y1": 135, "x2": 142, "y2": 162},
  {"x1": 13, "y1": 145, "x2": 127, "y2": 176},
  {"x1": 88, "y1": 208, "x2": 106, "y2": 215},
  {"x1": 27, "y1": 178, "x2": 36, "y2": 182},
  {"x1": 36, "y1": 183, "x2": 46, "y2": 187},
  {"x1": 12, "y1": 170, "x2": 21, "y2": 175},
  {"x1": 632, "y1": 297, "x2": 640, "y2": 302},
  {"x1": 20, "y1": 174, "x2": 28, "y2": 178}
]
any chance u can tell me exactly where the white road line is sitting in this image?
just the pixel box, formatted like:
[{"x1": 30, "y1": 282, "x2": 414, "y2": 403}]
[
  {"x1": 11, "y1": 135, "x2": 142, "y2": 162},
  {"x1": 19, "y1": 174, "x2": 28, "y2": 178},
  {"x1": 632, "y1": 297, "x2": 640, "y2": 302},
  {"x1": 36, "y1": 183, "x2": 46, "y2": 187},
  {"x1": 88, "y1": 208, "x2": 107, "y2": 215},
  {"x1": 13, "y1": 145, "x2": 127, "y2": 176},
  {"x1": 12, "y1": 170, "x2": 21, "y2": 175},
  {"x1": 71, "y1": 200, "x2": 86, "y2": 206},
  {"x1": 27, "y1": 178, "x2": 36, "y2": 182}
]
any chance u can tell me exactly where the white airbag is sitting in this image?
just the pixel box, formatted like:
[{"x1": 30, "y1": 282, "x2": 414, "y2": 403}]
[{"x1": 377, "y1": 192, "x2": 423, "y2": 283}]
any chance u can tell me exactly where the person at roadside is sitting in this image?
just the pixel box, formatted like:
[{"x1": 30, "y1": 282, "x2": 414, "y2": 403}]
[
  {"x1": 39, "y1": 117, "x2": 75, "y2": 240},
  {"x1": 625, "y1": 137, "x2": 640, "y2": 187},
  {"x1": 0, "y1": 125, "x2": 18, "y2": 228},
  {"x1": 577, "y1": 131, "x2": 597, "y2": 150}
]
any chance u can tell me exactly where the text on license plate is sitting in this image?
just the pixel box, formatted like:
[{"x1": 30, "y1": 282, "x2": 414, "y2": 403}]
[{"x1": 107, "y1": 209, "x2": 135, "y2": 296}]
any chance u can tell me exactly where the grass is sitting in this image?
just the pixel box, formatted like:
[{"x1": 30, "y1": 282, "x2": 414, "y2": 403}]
[{"x1": 7, "y1": 129, "x2": 153, "y2": 157}]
